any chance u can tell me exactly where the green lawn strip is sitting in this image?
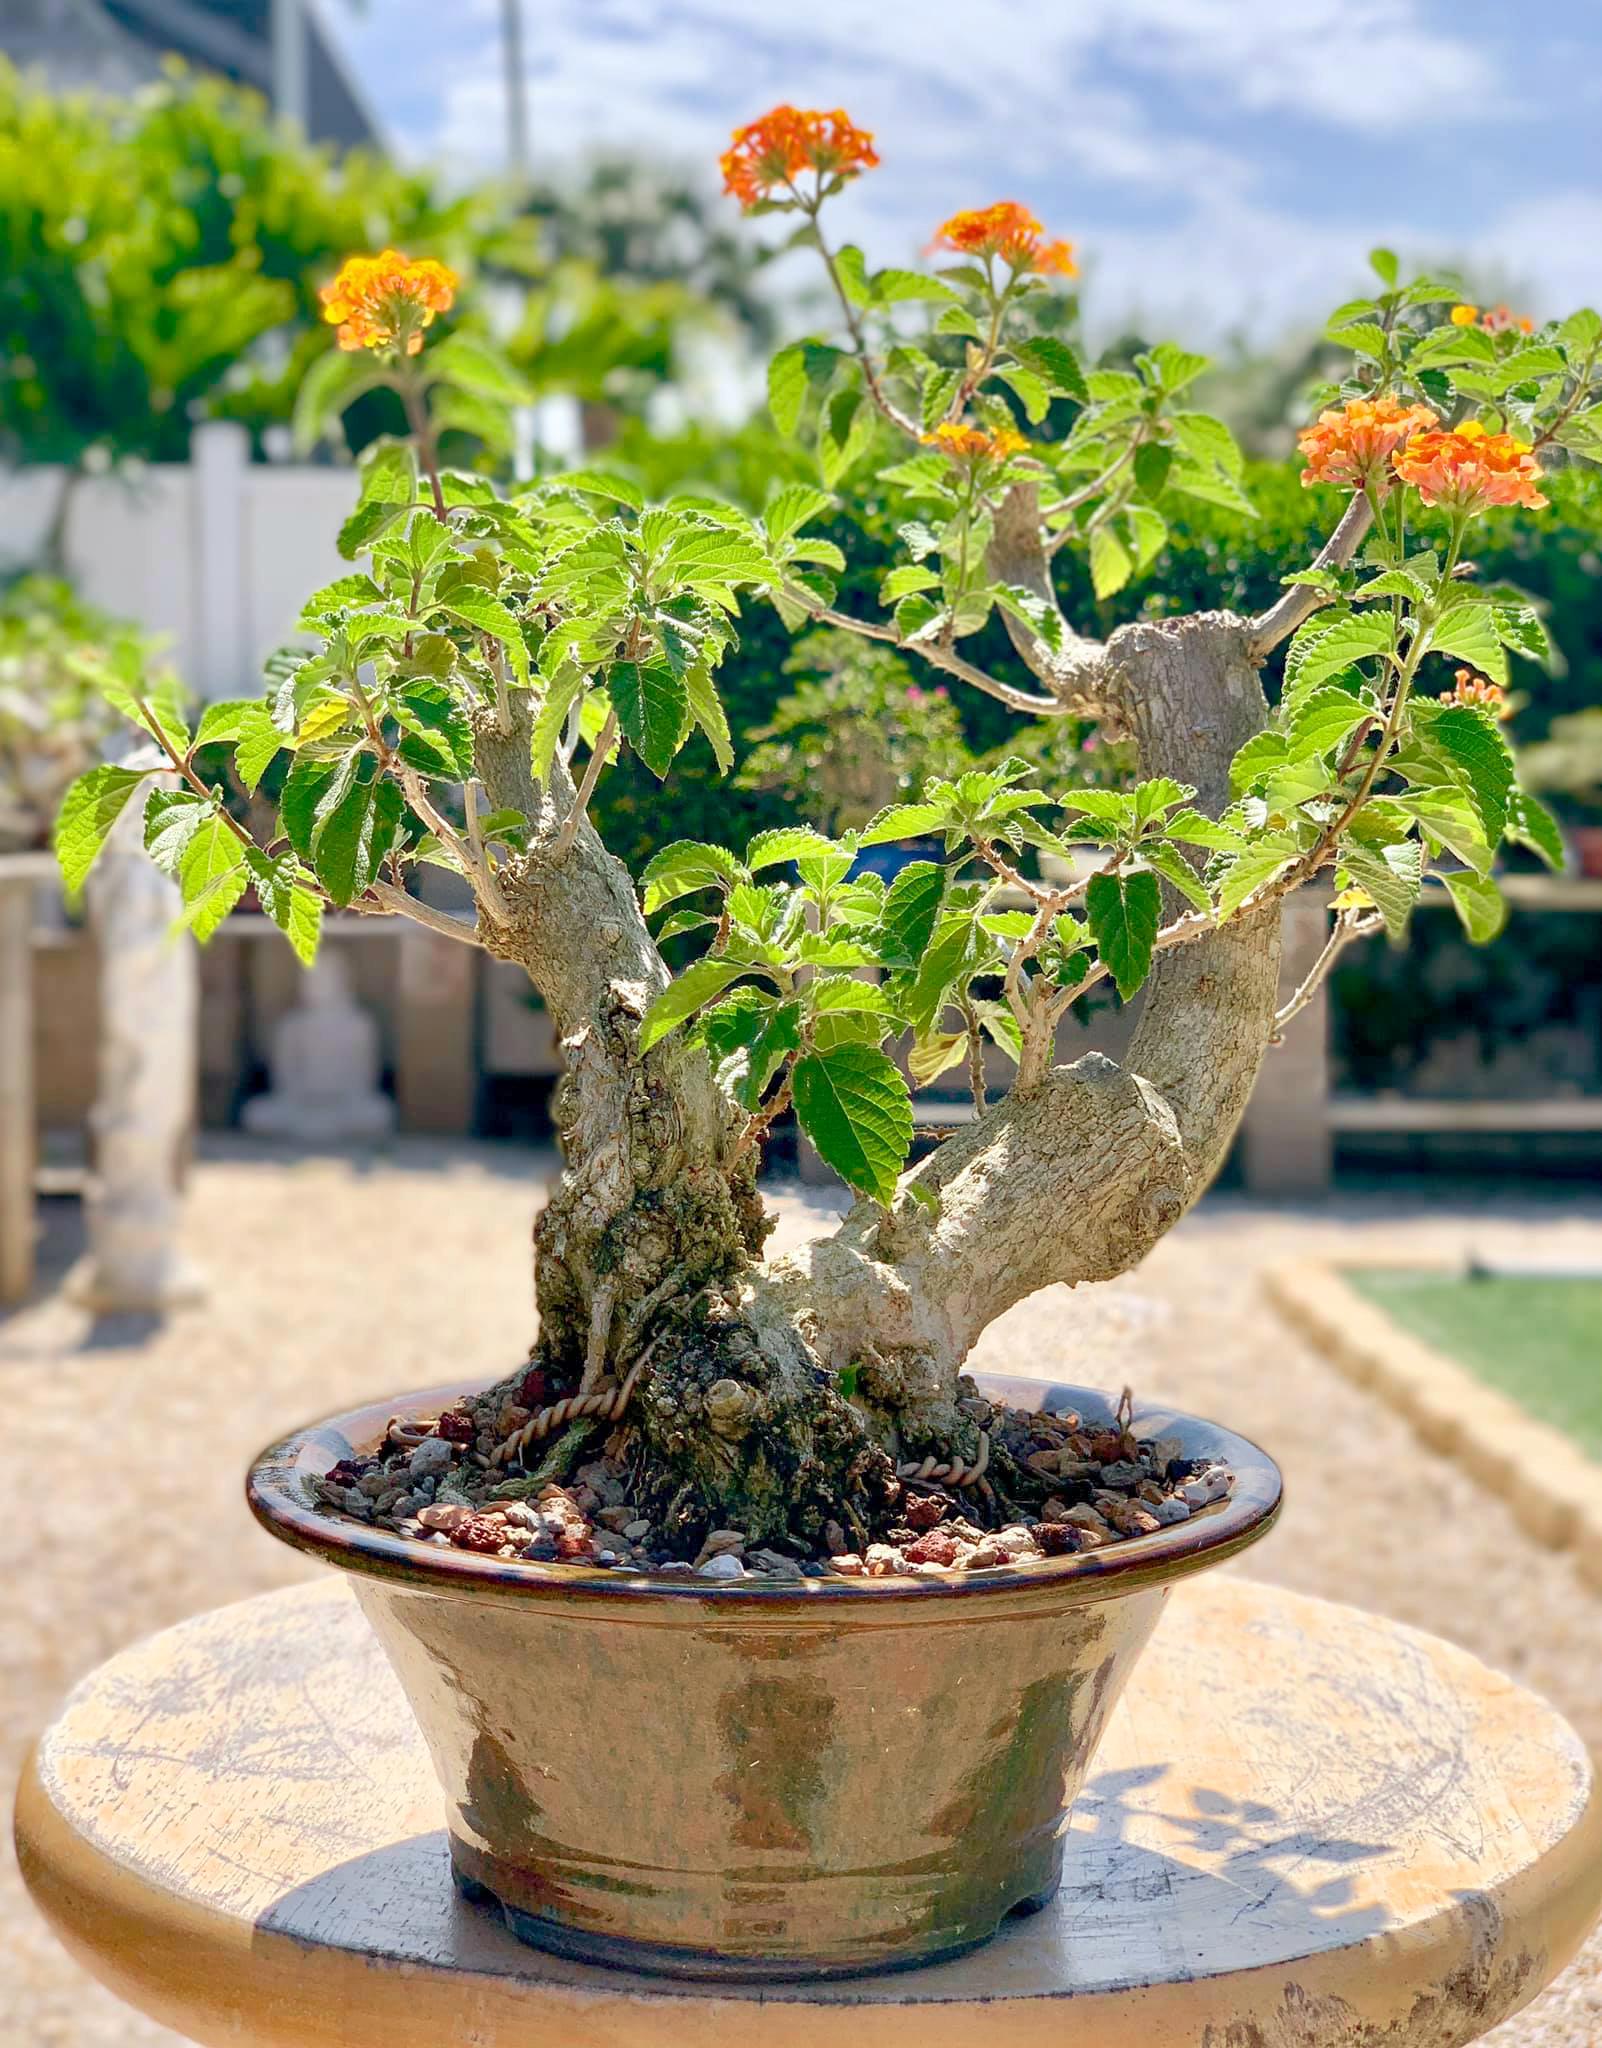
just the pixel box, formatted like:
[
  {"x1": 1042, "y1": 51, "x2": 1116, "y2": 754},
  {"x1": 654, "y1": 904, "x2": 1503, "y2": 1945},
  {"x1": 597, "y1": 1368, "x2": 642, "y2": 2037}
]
[{"x1": 1344, "y1": 1270, "x2": 1602, "y2": 1462}]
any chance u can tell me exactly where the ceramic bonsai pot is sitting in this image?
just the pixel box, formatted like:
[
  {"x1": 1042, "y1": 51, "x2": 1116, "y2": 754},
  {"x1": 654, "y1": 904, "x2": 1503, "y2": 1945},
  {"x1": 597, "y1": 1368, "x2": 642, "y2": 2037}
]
[{"x1": 247, "y1": 1374, "x2": 1280, "y2": 1981}]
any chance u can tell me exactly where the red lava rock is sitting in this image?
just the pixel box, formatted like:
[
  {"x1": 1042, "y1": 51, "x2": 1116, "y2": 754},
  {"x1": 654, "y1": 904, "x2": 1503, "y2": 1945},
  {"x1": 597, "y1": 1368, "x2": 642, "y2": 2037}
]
[
  {"x1": 325, "y1": 1459, "x2": 370, "y2": 1489},
  {"x1": 1103, "y1": 1499, "x2": 1162, "y2": 1538},
  {"x1": 1087, "y1": 1430, "x2": 1124, "y2": 1464},
  {"x1": 903, "y1": 1494, "x2": 947, "y2": 1531},
  {"x1": 433, "y1": 1411, "x2": 476, "y2": 1445},
  {"x1": 1026, "y1": 1448, "x2": 1065, "y2": 1478},
  {"x1": 451, "y1": 1515, "x2": 511, "y2": 1554},
  {"x1": 1036, "y1": 1522, "x2": 1084, "y2": 1557},
  {"x1": 556, "y1": 1529, "x2": 597, "y2": 1561},
  {"x1": 903, "y1": 1530, "x2": 960, "y2": 1567},
  {"x1": 519, "y1": 1367, "x2": 551, "y2": 1409}
]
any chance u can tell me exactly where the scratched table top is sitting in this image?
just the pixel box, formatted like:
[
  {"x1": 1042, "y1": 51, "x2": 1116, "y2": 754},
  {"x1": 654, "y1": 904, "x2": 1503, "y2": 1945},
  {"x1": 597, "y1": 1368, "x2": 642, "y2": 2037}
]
[{"x1": 15, "y1": 1575, "x2": 1602, "y2": 2048}]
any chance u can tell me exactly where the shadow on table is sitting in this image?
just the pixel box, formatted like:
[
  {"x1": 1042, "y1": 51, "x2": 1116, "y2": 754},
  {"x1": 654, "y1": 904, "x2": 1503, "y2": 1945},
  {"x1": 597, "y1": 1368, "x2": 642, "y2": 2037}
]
[{"x1": 254, "y1": 1761, "x2": 1396, "y2": 1995}]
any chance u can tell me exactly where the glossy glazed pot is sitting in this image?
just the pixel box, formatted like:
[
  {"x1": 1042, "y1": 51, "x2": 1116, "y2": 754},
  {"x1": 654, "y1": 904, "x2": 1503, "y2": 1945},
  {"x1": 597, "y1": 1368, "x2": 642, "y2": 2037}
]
[{"x1": 248, "y1": 1375, "x2": 1281, "y2": 1981}]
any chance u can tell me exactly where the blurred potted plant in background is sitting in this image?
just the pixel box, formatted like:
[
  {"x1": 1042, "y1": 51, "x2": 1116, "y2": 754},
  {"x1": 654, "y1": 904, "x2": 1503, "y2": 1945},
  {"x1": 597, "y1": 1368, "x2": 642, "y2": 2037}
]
[{"x1": 0, "y1": 578, "x2": 133, "y2": 855}]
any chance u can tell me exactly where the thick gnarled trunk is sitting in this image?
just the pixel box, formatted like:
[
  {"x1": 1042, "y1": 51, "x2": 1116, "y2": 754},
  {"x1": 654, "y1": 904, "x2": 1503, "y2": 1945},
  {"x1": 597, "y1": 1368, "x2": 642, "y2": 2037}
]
[{"x1": 469, "y1": 610, "x2": 1282, "y2": 1548}]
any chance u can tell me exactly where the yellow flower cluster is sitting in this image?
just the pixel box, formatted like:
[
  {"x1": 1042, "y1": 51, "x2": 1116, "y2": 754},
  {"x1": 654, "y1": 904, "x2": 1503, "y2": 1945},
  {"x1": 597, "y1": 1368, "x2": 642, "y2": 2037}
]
[{"x1": 319, "y1": 250, "x2": 457, "y2": 356}]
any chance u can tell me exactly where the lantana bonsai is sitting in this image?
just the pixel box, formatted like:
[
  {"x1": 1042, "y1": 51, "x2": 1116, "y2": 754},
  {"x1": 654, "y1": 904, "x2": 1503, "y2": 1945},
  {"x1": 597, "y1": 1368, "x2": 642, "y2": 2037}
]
[{"x1": 57, "y1": 106, "x2": 1601, "y2": 1562}]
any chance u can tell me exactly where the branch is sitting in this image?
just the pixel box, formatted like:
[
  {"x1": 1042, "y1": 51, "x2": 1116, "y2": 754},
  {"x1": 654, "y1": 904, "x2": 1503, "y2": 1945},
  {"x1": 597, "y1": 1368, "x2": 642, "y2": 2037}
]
[
  {"x1": 1247, "y1": 493, "x2": 1374, "y2": 659},
  {"x1": 397, "y1": 761, "x2": 510, "y2": 925},
  {"x1": 359, "y1": 878, "x2": 482, "y2": 946},
  {"x1": 554, "y1": 708, "x2": 618, "y2": 859},
  {"x1": 812, "y1": 222, "x2": 921, "y2": 440},
  {"x1": 1272, "y1": 905, "x2": 1379, "y2": 1039},
  {"x1": 798, "y1": 596, "x2": 1065, "y2": 717},
  {"x1": 986, "y1": 484, "x2": 1118, "y2": 718}
]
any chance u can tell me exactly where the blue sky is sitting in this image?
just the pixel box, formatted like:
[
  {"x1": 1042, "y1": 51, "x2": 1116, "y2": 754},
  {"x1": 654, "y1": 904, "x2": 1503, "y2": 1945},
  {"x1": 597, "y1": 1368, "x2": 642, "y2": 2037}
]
[{"x1": 327, "y1": 0, "x2": 1602, "y2": 344}]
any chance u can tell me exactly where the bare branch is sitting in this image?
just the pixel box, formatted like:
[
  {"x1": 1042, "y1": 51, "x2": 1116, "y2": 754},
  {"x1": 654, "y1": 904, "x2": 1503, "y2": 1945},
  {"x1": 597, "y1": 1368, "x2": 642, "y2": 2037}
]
[
  {"x1": 986, "y1": 484, "x2": 1118, "y2": 719},
  {"x1": 397, "y1": 762, "x2": 509, "y2": 925},
  {"x1": 1272, "y1": 905, "x2": 1380, "y2": 1039},
  {"x1": 812, "y1": 223, "x2": 922, "y2": 440},
  {"x1": 359, "y1": 878, "x2": 482, "y2": 947},
  {"x1": 797, "y1": 596, "x2": 1065, "y2": 717},
  {"x1": 555, "y1": 709, "x2": 619, "y2": 860},
  {"x1": 1247, "y1": 493, "x2": 1373, "y2": 659}
]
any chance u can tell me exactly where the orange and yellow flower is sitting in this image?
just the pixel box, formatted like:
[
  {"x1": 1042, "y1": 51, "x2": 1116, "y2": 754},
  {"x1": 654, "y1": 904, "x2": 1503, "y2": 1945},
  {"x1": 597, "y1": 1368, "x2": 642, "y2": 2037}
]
[
  {"x1": 921, "y1": 420, "x2": 1029, "y2": 463},
  {"x1": 1480, "y1": 303, "x2": 1536, "y2": 335},
  {"x1": 1393, "y1": 419, "x2": 1548, "y2": 513},
  {"x1": 930, "y1": 202, "x2": 1077, "y2": 278},
  {"x1": 319, "y1": 250, "x2": 457, "y2": 355},
  {"x1": 719, "y1": 105, "x2": 879, "y2": 209},
  {"x1": 1297, "y1": 396, "x2": 1439, "y2": 492},
  {"x1": 1449, "y1": 304, "x2": 1480, "y2": 328},
  {"x1": 1442, "y1": 668, "x2": 1511, "y2": 718}
]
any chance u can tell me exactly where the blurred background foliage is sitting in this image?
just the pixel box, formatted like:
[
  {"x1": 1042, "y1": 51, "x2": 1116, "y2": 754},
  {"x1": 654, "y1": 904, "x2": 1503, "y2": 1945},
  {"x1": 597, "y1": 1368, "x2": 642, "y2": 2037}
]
[{"x1": 3, "y1": 59, "x2": 1599, "y2": 1092}]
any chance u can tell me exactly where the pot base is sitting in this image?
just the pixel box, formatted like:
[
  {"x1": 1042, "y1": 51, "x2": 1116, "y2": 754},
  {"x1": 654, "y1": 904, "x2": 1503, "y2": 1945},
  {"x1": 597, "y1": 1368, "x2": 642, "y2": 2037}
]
[{"x1": 450, "y1": 1859, "x2": 1062, "y2": 1983}]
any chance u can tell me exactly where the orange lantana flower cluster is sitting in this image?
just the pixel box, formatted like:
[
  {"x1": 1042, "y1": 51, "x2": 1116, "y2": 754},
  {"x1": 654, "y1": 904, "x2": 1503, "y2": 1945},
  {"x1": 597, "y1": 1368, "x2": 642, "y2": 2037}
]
[
  {"x1": 1450, "y1": 303, "x2": 1535, "y2": 335},
  {"x1": 1297, "y1": 396, "x2": 1439, "y2": 491},
  {"x1": 931, "y1": 202, "x2": 1077, "y2": 278},
  {"x1": 320, "y1": 250, "x2": 457, "y2": 355},
  {"x1": 719, "y1": 106, "x2": 879, "y2": 209},
  {"x1": 1442, "y1": 669, "x2": 1511, "y2": 719},
  {"x1": 1393, "y1": 420, "x2": 1548, "y2": 513},
  {"x1": 922, "y1": 421, "x2": 1029, "y2": 463}
]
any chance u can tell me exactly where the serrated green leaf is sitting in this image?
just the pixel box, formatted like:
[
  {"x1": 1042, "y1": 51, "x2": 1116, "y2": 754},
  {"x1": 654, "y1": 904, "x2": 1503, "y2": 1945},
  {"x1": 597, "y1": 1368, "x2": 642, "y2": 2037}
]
[
  {"x1": 292, "y1": 346, "x2": 385, "y2": 454},
  {"x1": 682, "y1": 663, "x2": 733, "y2": 774},
  {"x1": 1291, "y1": 610, "x2": 1395, "y2": 690},
  {"x1": 1140, "y1": 843, "x2": 1211, "y2": 910},
  {"x1": 879, "y1": 860, "x2": 946, "y2": 965},
  {"x1": 1014, "y1": 336, "x2": 1088, "y2": 404},
  {"x1": 1439, "y1": 869, "x2": 1506, "y2": 944},
  {"x1": 1085, "y1": 868, "x2": 1161, "y2": 999},
  {"x1": 881, "y1": 564, "x2": 941, "y2": 603},
  {"x1": 246, "y1": 849, "x2": 323, "y2": 964},
  {"x1": 1505, "y1": 788, "x2": 1565, "y2": 870},
  {"x1": 394, "y1": 681, "x2": 474, "y2": 780},
  {"x1": 1288, "y1": 685, "x2": 1370, "y2": 762},
  {"x1": 1429, "y1": 598, "x2": 1506, "y2": 684},
  {"x1": 764, "y1": 482, "x2": 835, "y2": 544},
  {"x1": 55, "y1": 765, "x2": 149, "y2": 894},
  {"x1": 859, "y1": 802, "x2": 947, "y2": 847},
  {"x1": 309, "y1": 766, "x2": 403, "y2": 909},
  {"x1": 791, "y1": 1043, "x2": 912, "y2": 1205},
  {"x1": 640, "y1": 957, "x2": 753, "y2": 1051},
  {"x1": 1171, "y1": 410, "x2": 1244, "y2": 478},
  {"x1": 1166, "y1": 808, "x2": 1247, "y2": 852},
  {"x1": 611, "y1": 660, "x2": 689, "y2": 779},
  {"x1": 1340, "y1": 838, "x2": 1422, "y2": 941},
  {"x1": 427, "y1": 331, "x2": 533, "y2": 405},
  {"x1": 1215, "y1": 839, "x2": 1300, "y2": 920},
  {"x1": 642, "y1": 840, "x2": 749, "y2": 913},
  {"x1": 435, "y1": 588, "x2": 530, "y2": 686},
  {"x1": 907, "y1": 1029, "x2": 968, "y2": 1087},
  {"x1": 1425, "y1": 704, "x2": 1515, "y2": 845},
  {"x1": 768, "y1": 343, "x2": 808, "y2": 436},
  {"x1": 1491, "y1": 601, "x2": 1551, "y2": 668},
  {"x1": 143, "y1": 788, "x2": 209, "y2": 876},
  {"x1": 1089, "y1": 523, "x2": 1133, "y2": 599},
  {"x1": 176, "y1": 815, "x2": 247, "y2": 941}
]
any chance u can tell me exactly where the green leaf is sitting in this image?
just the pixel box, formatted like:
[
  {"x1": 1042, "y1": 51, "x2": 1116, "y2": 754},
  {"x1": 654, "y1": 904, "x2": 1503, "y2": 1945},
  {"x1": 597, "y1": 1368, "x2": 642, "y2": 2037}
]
[
  {"x1": 768, "y1": 343, "x2": 808, "y2": 436},
  {"x1": 859, "y1": 802, "x2": 947, "y2": 847},
  {"x1": 1430, "y1": 598, "x2": 1507, "y2": 685},
  {"x1": 791, "y1": 1043, "x2": 913, "y2": 1206},
  {"x1": 611, "y1": 660, "x2": 688, "y2": 779},
  {"x1": 642, "y1": 840, "x2": 749, "y2": 913},
  {"x1": 1229, "y1": 732, "x2": 1291, "y2": 795},
  {"x1": 999, "y1": 365, "x2": 1052, "y2": 424},
  {"x1": 427, "y1": 331, "x2": 533, "y2": 404},
  {"x1": 1165, "y1": 808, "x2": 1246, "y2": 852},
  {"x1": 1396, "y1": 792, "x2": 1493, "y2": 875},
  {"x1": 436, "y1": 588, "x2": 530, "y2": 686},
  {"x1": 394, "y1": 682, "x2": 475, "y2": 780},
  {"x1": 808, "y1": 977, "x2": 899, "y2": 1020},
  {"x1": 682, "y1": 664, "x2": 733, "y2": 774},
  {"x1": 1291, "y1": 610, "x2": 1394, "y2": 690},
  {"x1": 1505, "y1": 788, "x2": 1565, "y2": 871},
  {"x1": 1329, "y1": 319, "x2": 1388, "y2": 361},
  {"x1": 1215, "y1": 839, "x2": 1299, "y2": 919},
  {"x1": 308, "y1": 763, "x2": 403, "y2": 908},
  {"x1": 639, "y1": 957, "x2": 752, "y2": 1051},
  {"x1": 292, "y1": 346, "x2": 385, "y2": 453},
  {"x1": 1140, "y1": 843, "x2": 1211, "y2": 911},
  {"x1": 143, "y1": 788, "x2": 209, "y2": 876},
  {"x1": 1439, "y1": 870, "x2": 1507, "y2": 944},
  {"x1": 1171, "y1": 411, "x2": 1244, "y2": 477},
  {"x1": 1288, "y1": 685, "x2": 1370, "y2": 762},
  {"x1": 1089, "y1": 523, "x2": 1133, "y2": 599},
  {"x1": 907, "y1": 1029, "x2": 967, "y2": 1087},
  {"x1": 55, "y1": 765, "x2": 149, "y2": 893},
  {"x1": 1085, "y1": 868, "x2": 1161, "y2": 1000},
  {"x1": 879, "y1": 860, "x2": 946, "y2": 965},
  {"x1": 551, "y1": 468, "x2": 646, "y2": 511},
  {"x1": 765, "y1": 482, "x2": 835, "y2": 543},
  {"x1": 246, "y1": 850, "x2": 323, "y2": 965},
  {"x1": 1145, "y1": 343, "x2": 1209, "y2": 395},
  {"x1": 176, "y1": 816, "x2": 247, "y2": 941},
  {"x1": 1014, "y1": 336, "x2": 1088, "y2": 404},
  {"x1": 1492, "y1": 601, "x2": 1551, "y2": 668},
  {"x1": 1340, "y1": 839, "x2": 1422, "y2": 941},
  {"x1": 1426, "y1": 704, "x2": 1515, "y2": 845},
  {"x1": 880, "y1": 564, "x2": 941, "y2": 603},
  {"x1": 1369, "y1": 247, "x2": 1400, "y2": 287},
  {"x1": 530, "y1": 659, "x2": 586, "y2": 781},
  {"x1": 745, "y1": 827, "x2": 842, "y2": 874}
]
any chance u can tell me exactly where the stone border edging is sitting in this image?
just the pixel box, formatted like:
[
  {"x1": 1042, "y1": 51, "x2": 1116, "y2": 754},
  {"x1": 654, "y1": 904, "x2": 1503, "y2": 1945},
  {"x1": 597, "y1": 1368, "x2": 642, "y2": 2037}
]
[{"x1": 1262, "y1": 1256, "x2": 1602, "y2": 1597}]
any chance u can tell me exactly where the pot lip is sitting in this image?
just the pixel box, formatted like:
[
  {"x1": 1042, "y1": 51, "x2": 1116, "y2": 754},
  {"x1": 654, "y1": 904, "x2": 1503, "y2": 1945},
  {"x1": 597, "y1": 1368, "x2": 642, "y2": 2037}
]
[{"x1": 246, "y1": 1373, "x2": 1282, "y2": 1610}]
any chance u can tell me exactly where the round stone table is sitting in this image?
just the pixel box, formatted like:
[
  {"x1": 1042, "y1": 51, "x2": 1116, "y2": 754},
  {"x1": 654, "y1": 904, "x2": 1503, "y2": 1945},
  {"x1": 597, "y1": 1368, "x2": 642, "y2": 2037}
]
[{"x1": 15, "y1": 1576, "x2": 1602, "y2": 2048}]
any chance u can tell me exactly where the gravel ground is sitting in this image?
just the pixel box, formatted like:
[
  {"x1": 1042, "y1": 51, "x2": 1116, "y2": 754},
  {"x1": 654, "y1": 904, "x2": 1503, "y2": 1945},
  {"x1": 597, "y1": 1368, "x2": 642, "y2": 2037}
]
[{"x1": 4, "y1": 1141, "x2": 1600, "y2": 2046}]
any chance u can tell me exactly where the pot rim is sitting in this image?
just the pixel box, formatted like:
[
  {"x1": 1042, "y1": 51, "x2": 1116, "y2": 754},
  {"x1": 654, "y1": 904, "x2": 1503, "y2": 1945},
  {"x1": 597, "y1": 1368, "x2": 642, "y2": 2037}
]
[{"x1": 246, "y1": 1374, "x2": 1282, "y2": 1612}]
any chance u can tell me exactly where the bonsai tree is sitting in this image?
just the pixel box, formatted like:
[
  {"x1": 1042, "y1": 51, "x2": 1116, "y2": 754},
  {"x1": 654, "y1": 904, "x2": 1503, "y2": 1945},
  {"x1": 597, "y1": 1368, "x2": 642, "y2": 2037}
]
[{"x1": 56, "y1": 109, "x2": 1601, "y2": 1558}]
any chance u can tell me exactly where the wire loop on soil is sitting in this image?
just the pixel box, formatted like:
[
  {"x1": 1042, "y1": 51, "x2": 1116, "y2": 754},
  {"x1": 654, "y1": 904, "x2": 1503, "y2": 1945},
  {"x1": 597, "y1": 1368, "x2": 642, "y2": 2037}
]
[{"x1": 895, "y1": 1429, "x2": 991, "y2": 1489}]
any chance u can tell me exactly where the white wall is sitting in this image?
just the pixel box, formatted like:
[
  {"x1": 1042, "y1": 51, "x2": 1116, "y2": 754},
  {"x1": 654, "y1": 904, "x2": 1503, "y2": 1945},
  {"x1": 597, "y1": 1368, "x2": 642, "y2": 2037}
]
[{"x1": 0, "y1": 425, "x2": 355, "y2": 700}]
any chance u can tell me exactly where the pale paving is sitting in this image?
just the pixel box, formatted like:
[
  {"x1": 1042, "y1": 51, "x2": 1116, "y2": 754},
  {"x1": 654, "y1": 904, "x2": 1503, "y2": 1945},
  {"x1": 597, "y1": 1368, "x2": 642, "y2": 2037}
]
[{"x1": 3, "y1": 1140, "x2": 1599, "y2": 2047}]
